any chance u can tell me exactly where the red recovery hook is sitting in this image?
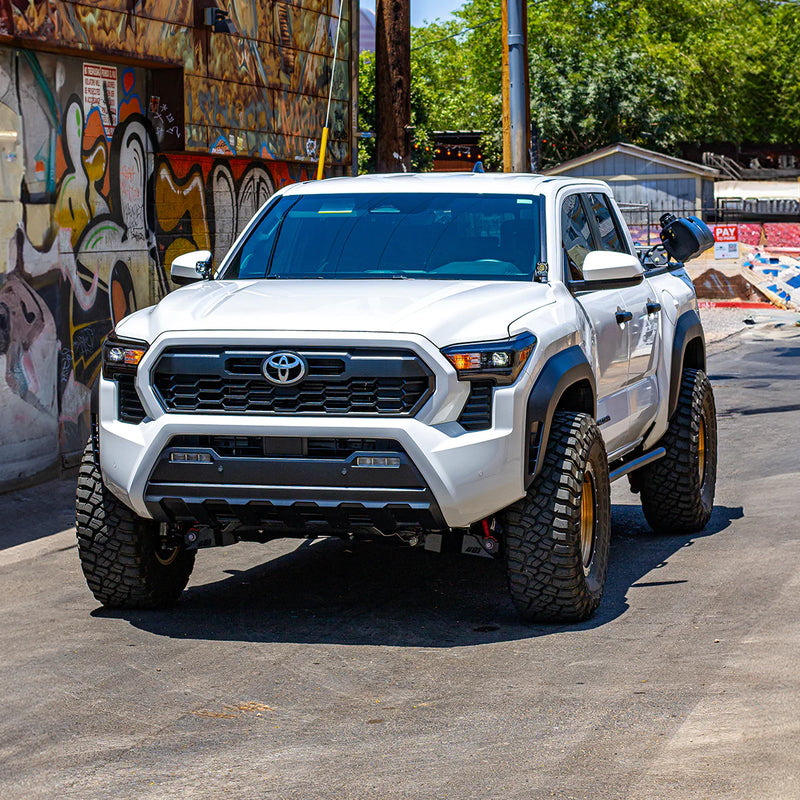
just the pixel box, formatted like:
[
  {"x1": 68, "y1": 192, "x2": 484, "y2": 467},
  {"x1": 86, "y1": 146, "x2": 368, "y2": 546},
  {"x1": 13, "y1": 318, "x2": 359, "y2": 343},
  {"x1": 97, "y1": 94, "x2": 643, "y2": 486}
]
[{"x1": 481, "y1": 518, "x2": 500, "y2": 555}]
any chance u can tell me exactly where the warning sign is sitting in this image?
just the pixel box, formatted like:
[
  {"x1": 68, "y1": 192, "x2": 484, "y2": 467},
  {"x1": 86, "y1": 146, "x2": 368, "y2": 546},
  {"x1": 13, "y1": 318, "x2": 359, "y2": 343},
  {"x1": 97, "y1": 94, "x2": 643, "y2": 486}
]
[
  {"x1": 83, "y1": 63, "x2": 117, "y2": 136},
  {"x1": 713, "y1": 224, "x2": 739, "y2": 260}
]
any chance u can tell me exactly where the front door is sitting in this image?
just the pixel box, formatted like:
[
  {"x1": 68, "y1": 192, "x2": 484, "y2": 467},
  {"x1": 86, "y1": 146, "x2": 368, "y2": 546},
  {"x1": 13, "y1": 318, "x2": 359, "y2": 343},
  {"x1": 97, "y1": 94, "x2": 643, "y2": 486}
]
[
  {"x1": 561, "y1": 192, "x2": 630, "y2": 453},
  {"x1": 583, "y1": 192, "x2": 661, "y2": 441}
]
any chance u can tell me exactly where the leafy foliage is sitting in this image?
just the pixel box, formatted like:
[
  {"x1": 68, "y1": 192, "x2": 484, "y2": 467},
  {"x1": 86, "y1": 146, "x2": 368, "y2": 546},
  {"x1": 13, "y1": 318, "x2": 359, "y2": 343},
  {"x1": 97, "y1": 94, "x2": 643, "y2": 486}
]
[{"x1": 360, "y1": 0, "x2": 796, "y2": 170}]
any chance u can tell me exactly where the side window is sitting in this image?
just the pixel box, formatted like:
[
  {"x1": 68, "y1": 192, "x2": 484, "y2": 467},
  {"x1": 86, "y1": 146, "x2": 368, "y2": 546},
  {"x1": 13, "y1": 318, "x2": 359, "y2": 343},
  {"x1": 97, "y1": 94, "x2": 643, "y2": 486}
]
[
  {"x1": 586, "y1": 192, "x2": 627, "y2": 253},
  {"x1": 561, "y1": 194, "x2": 593, "y2": 280}
]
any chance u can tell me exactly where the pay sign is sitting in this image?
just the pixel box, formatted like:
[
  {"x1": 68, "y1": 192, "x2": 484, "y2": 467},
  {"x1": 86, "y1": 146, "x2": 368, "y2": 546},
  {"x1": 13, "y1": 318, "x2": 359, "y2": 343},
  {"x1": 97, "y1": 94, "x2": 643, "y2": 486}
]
[{"x1": 713, "y1": 225, "x2": 739, "y2": 260}]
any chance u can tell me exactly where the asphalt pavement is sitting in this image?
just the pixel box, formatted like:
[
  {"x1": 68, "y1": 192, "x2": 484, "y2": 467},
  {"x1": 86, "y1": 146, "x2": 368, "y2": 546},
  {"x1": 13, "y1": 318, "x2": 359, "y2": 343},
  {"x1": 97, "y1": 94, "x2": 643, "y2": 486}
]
[{"x1": 1, "y1": 321, "x2": 799, "y2": 800}]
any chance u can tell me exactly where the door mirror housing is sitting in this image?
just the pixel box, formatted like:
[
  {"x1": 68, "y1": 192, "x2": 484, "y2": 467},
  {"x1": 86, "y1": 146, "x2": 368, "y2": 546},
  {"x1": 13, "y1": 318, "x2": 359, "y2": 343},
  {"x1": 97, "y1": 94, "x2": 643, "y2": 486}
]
[
  {"x1": 579, "y1": 251, "x2": 644, "y2": 290},
  {"x1": 171, "y1": 250, "x2": 213, "y2": 286},
  {"x1": 659, "y1": 214, "x2": 714, "y2": 262}
]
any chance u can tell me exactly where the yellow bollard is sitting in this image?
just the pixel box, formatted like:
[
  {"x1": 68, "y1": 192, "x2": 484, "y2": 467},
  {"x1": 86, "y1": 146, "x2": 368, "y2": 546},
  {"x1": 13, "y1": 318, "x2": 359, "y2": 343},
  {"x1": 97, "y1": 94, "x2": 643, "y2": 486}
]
[{"x1": 316, "y1": 127, "x2": 329, "y2": 180}]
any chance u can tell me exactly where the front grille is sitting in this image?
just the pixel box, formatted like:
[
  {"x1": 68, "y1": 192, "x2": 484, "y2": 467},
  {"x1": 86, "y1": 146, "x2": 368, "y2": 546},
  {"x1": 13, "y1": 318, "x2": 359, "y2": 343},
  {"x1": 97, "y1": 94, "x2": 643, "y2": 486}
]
[
  {"x1": 152, "y1": 347, "x2": 433, "y2": 416},
  {"x1": 458, "y1": 381, "x2": 493, "y2": 430},
  {"x1": 117, "y1": 375, "x2": 146, "y2": 423},
  {"x1": 168, "y1": 435, "x2": 404, "y2": 460}
]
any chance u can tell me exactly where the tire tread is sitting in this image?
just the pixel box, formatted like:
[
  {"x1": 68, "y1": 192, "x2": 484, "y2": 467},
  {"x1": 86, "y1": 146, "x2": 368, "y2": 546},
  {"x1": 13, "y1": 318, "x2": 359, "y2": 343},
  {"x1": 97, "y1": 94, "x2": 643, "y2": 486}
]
[
  {"x1": 504, "y1": 412, "x2": 611, "y2": 623},
  {"x1": 75, "y1": 435, "x2": 195, "y2": 608},
  {"x1": 639, "y1": 368, "x2": 717, "y2": 534}
]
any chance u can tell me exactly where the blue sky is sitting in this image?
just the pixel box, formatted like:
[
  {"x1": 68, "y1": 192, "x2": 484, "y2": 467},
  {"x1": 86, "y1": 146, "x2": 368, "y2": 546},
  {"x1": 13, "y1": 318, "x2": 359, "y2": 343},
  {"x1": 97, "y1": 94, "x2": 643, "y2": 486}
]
[{"x1": 360, "y1": 1, "x2": 461, "y2": 27}]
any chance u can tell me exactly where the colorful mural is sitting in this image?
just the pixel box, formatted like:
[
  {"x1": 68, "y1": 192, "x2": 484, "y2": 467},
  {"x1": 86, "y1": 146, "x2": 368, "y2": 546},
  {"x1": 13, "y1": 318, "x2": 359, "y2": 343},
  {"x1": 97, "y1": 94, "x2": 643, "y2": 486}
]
[
  {"x1": 0, "y1": 45, "x2": 316, "y2": 485},
  {"x1": 1, "y1": 0, "x2": 352, "y2": 165}
]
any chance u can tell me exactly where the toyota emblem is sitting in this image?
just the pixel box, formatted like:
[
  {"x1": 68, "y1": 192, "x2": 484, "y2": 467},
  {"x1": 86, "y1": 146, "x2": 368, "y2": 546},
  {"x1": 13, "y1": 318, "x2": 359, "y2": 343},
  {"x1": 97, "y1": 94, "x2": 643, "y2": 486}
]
[{"x1": 262, "y1": 351, "x2": 307, "y2": 385}]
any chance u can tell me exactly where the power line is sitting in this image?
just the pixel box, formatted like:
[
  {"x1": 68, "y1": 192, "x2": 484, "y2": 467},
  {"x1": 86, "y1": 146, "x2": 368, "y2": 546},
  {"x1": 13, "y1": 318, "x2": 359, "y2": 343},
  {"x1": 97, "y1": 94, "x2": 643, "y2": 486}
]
[{"x1": 411, "y1": 16, "x2": 498, "y2": 51}]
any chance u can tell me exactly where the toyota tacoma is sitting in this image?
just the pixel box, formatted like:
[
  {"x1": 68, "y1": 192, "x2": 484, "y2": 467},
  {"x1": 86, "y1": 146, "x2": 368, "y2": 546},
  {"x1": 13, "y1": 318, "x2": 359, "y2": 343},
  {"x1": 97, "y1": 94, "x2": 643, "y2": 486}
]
[{"x1": 75, "y1": 174, "x2": 717, "y2": 622}]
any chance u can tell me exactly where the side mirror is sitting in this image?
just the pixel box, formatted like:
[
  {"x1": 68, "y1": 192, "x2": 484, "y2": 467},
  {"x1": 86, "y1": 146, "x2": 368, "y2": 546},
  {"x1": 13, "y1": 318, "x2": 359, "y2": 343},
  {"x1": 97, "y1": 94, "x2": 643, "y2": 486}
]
[
  {"x1": 171, "y1": 250, "x2": 213, "y2": 286},
  {"x1": 581, "y1": 251, "x2": 643, "y2": 288},
  {"x1": 659, "y1": 214, "x2": 713, "y2": 262}
]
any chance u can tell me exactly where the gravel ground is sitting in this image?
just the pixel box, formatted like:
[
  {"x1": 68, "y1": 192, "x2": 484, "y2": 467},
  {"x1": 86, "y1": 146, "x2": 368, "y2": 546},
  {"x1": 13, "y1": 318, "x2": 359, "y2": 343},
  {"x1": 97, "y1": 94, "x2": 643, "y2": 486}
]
[
  {"x1": 699, "y1": 305, "x2": 799, "y2": 344},
  {"x1": 699, "y1": 307, "x2": 752, "y2": 343}
]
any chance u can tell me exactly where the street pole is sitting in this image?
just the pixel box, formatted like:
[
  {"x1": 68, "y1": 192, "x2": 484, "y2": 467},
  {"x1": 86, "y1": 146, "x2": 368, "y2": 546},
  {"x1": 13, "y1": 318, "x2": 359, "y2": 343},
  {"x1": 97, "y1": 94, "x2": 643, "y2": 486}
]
[
  {"x1": 350, "y1": 0, "x2": 359, "y2": 177},
  {"x1": 375, "y1": 0, "x2": 410, "y2": 173},
  {"x1": 502, "y1": 0, "x2": 530, "y2": 172}
]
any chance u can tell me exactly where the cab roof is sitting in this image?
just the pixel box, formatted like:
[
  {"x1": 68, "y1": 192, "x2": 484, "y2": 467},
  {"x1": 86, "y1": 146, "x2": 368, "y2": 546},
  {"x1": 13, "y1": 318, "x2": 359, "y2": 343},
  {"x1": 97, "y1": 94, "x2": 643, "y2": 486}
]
[{"x1": 281, "y1": 172, "x2": 609, "y2": 197}]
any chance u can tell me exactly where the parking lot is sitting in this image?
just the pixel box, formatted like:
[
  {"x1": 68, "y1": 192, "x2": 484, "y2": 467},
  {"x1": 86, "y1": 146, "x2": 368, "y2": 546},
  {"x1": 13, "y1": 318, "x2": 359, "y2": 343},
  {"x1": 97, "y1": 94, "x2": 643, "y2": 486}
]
[{"x1": 2, "y1": 321, "x2": 799, "y2": 800}]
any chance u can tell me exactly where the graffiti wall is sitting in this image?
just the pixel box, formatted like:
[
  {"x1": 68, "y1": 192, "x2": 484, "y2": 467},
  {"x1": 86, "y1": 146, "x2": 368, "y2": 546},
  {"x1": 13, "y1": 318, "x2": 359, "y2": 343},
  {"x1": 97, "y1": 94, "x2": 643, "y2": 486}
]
[
  {"x1": 1, "y1": 0, "x2": 353, "y2": 166},
  {"x1": 0, "y1": 45, "x2": 314, "y2": 485}
]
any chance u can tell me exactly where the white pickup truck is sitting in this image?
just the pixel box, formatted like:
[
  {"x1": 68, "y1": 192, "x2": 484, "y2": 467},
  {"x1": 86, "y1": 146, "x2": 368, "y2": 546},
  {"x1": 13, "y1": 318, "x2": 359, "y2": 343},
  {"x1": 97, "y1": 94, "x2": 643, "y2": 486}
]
[{"x1": 76, "y1": 173, "x2": 717, "y2": 622}]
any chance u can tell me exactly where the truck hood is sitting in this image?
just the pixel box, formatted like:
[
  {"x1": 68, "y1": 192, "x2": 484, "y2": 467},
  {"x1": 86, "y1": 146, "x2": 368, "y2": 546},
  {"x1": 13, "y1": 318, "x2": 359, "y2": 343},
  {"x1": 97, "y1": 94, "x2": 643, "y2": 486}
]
[{"x1": 117, "y1": 279, "x2": 556, "y2": 348}]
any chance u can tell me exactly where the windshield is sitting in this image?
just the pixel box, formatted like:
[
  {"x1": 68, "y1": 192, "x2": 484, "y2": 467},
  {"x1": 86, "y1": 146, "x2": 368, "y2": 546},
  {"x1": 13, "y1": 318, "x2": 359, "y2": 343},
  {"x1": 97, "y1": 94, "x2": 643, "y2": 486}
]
[{"x1": 220, "y1": 192, "x2": 544, "y2": 281}]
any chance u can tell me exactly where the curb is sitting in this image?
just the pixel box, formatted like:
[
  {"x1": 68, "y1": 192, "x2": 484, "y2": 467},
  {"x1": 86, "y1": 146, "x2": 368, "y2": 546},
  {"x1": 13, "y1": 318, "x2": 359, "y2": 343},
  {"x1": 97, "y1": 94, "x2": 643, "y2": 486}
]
[{"x1": 698, "y1": 300, "x2": 776, "y2": 309}]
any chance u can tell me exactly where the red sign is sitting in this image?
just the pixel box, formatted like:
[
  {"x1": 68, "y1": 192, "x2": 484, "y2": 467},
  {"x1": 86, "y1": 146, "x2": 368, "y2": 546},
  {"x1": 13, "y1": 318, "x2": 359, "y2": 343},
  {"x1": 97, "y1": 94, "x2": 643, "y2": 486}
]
[{"x1": 713, "y1": 225, "x2": 738, "y2": 243}]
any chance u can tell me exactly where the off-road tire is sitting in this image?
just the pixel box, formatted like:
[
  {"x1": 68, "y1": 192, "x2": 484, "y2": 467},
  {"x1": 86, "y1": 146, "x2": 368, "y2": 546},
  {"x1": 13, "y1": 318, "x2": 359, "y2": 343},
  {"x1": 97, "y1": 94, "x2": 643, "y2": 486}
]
[
  {"x1": 639, "y1": 368, "x2": 717, "y2": 534},
  {"x1": 75, "y1": 433, "x2": 195, "y2": 608},
  {"x1": 503, "y1": 411, "x2": 611, "y2": 623}
]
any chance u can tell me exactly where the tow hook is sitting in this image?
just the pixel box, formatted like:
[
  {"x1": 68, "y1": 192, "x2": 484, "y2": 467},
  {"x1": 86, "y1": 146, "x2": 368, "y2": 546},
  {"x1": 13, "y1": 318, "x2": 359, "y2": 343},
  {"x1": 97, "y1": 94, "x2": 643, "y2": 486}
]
[
  {"x1": 480, "y1": 518, "x2": 501, "y2": 555},
  {"x1": 184, "y1": 524, "x2": 201, "y2": 549}
]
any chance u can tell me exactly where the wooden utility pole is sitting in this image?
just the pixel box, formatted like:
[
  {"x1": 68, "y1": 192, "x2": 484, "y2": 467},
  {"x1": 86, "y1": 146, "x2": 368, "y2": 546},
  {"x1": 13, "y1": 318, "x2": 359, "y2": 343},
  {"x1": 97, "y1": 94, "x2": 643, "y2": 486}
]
[
  {"x1": 375, "y1": 0, "x2": 410, "y2": 173},
  {"x1": 501, "y1": 0, "x2": 510, "y2": 173},
  {"x1": 501, "y1": 0, "x2": 531, "y2": 172}
]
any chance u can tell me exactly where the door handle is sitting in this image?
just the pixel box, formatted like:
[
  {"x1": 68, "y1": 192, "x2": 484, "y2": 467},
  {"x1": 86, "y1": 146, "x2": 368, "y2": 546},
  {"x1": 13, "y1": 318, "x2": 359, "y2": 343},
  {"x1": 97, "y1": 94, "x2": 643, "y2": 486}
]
[
  {"x1": 646, "y1": 301, "x2": 662, "y2": 315},
  {"x1": 615, "y1": 310, "x2": 633, "y2": 324}
]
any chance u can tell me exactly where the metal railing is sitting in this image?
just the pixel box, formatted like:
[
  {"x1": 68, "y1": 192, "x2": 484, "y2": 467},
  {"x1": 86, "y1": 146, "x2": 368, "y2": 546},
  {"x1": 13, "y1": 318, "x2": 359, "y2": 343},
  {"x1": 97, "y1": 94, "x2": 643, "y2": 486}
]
[{"x1": 701, "y1": 152, "x2": 743, "y2": 180}]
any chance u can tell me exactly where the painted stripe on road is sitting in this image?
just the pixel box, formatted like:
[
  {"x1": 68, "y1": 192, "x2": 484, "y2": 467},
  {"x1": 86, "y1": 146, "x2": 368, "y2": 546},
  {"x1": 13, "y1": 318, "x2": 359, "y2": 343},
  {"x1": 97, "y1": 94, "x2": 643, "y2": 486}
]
[{"x1": 0, "y1": 528, "x2": 76, "y2": 567}]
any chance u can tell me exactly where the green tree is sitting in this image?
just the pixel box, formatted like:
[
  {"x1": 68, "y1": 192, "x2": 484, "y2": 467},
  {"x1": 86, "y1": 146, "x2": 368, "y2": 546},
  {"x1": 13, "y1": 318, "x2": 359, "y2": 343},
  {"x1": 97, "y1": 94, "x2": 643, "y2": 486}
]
[
  {"x1": 363, "y1": 0, "x2": 796, "y2": 172},
  {"x1": 357, "y1": 51, "x2": 376, "y2": 174}
]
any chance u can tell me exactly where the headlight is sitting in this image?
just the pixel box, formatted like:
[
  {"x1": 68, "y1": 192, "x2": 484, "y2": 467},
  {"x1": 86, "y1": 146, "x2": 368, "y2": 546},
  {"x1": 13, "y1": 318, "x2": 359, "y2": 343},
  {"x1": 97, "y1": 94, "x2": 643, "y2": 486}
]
[
  {"x1": 102, "y1": 333, "x2": 149, "y2": 380},
  {"x1": 441, "y1": 332, "x2": 536, "y2": 385}
]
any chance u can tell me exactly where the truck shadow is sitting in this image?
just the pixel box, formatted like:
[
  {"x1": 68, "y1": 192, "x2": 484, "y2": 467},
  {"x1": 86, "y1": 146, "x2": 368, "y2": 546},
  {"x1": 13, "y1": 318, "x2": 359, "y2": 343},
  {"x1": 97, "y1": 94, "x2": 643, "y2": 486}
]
[{"x1": 98, "y1": 502, "x2": 744, "y2": 647}]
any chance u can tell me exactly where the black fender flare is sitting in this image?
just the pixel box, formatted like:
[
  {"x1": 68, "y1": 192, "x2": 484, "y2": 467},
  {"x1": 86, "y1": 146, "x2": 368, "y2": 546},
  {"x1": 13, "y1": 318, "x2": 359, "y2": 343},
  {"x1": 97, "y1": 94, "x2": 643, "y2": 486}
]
[
  {"x1": 524, "y1": 345, "x2": 596, "y2": 486},
  {"x1": 668, "y1": 309, "x2": 705, "y2": 418},
  {"x1": 90, "y1": 377, "x2": 100, "y2": 417}
]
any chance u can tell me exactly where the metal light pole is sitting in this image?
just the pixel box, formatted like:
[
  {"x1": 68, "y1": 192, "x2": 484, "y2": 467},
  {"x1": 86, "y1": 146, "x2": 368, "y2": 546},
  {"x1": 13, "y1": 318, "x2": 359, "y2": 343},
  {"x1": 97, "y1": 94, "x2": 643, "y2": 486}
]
[{"x1": 502, "y1": 0, "x2": 530, "y2": 173}]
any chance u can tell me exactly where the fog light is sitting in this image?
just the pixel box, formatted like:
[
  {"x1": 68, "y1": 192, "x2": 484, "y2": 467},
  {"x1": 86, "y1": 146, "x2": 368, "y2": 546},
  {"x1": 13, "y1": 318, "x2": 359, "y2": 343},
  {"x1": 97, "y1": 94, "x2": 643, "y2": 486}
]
[
  {"x1": 170, "y1": 452, "x2": 213, "y2": 463},
  {"x1": 355, "y1": 456, "x2": 401, "y2": 468}
]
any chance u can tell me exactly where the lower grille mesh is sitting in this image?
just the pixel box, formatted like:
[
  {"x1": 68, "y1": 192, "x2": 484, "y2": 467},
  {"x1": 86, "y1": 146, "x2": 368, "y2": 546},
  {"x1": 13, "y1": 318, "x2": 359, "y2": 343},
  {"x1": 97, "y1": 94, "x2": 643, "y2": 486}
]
[{"x1": 167, "y1": 435, "x2": 405, "y2": 460}]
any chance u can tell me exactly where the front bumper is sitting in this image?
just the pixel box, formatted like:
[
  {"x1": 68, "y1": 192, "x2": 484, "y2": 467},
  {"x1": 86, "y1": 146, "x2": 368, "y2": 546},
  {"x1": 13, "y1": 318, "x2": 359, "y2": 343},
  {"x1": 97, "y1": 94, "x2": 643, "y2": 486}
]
[
  {"x1": 98, "y1": 330, "x2": 534, "y2": 529},
  {"x1": 143, "y1": 435, "x2": 447, "y2": 532}
]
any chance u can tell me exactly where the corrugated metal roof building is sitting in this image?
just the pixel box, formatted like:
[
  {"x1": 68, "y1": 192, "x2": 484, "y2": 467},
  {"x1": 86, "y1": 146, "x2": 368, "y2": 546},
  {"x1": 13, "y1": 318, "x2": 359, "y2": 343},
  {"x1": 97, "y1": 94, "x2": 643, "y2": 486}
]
[{"x1": 543, "y1": 143, "x2": 719, "y2": 223}]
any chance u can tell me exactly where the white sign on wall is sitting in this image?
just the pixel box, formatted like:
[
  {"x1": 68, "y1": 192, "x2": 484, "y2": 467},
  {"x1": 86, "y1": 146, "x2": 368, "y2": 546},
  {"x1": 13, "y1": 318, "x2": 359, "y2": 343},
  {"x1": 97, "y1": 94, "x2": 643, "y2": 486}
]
[{"x1": 83, "y1": 63, "x2": 117, "y2": 136}]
